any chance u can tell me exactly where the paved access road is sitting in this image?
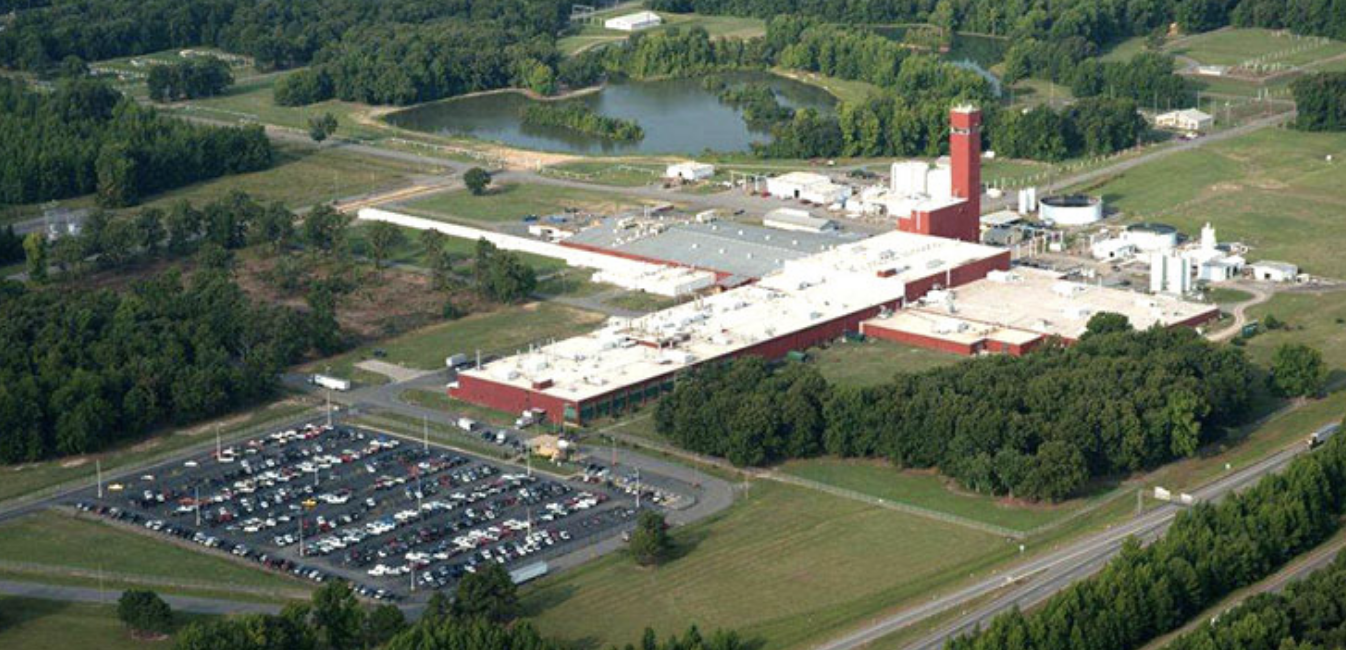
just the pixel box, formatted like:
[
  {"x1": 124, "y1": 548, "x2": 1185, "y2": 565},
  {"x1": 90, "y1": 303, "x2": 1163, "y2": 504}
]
[
  {"x1": 0, "y1": 579, "x2": 282, "y2": 616},
  {"x1": 815, "y1": 442, "x2": 1312, "y2": 650}
]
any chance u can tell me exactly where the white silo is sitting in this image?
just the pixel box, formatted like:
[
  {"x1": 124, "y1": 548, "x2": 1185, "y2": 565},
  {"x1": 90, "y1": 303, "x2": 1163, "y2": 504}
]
[
  {"x1": 927, "y1": 167, "x2": 952, "y2": 200},
  {"x1": 890, "y1": 161, "x2": 928, "y2": 196}
]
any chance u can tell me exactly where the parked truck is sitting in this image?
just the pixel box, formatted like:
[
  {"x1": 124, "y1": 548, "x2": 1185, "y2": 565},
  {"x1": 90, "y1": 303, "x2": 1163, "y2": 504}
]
[
  {"x1": 312, "y1": 374, "x2": 351, "y2": 392},
  {"x1": 446, "y1": 353, "x2": 470, "y2": 369},
  {"x1": 457, "y1": 418, "x2": 478, "y2": 432},
  {"x1": 1308, "y1": 423, "x2": 1341, "y2": 449}
]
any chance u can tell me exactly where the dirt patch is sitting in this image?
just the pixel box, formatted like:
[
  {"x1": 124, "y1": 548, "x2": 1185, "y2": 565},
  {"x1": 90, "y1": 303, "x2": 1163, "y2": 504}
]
[
  {"x1": 59, "y1": 458, "x2": 88, "y2": 469},
  {"x1": 1209, "y1": 182, "x2": 1244, "y2": 193},
  {"x1": 130, "y1": 438, "x2": 163, "y2": 452}
]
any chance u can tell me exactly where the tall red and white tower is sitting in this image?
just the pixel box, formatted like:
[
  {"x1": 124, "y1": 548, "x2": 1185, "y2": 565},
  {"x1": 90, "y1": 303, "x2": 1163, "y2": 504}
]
[{"x1": 950, "y1": 105, "x2": 981, "y2": 216}]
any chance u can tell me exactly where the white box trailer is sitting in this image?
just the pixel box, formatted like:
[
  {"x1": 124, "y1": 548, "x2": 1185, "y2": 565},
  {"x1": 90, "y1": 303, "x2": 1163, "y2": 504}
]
[
  {"x1": 446, "y1": 353, "x2": 470, "y2": 369},
  {"x1": 457, "y1": 418, "x2": 478, "y2": 432},
  {"x1": 313, "y1": 374, "x2": 351, "y2": 392}
]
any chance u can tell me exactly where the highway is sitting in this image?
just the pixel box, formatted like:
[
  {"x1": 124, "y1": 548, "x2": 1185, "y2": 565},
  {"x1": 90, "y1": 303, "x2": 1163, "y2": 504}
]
[{"x1": 813, "y1": 443, "x2": 1310, "y2": 650}]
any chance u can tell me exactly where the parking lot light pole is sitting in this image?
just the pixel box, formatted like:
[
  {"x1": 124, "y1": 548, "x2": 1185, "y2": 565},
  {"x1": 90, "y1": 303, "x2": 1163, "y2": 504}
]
[
  {"x1": 422, "y1": 416, "x2": 428, "y2": 453},
  {"x1": 325, "y1": 389, "x2": 332, "y2": 428},
  {"x1": 195, "y1": 485, "x2": 201, "y2": 527},
  {"x1": 298, "y1": 516, "x2": 304, "y2": 558},
  {"x1": 635, "y1": 468, "x2": 641, "y2": 509},
  {"x1": 96, "y1": 460, "x2": 103, "y2": 499}
]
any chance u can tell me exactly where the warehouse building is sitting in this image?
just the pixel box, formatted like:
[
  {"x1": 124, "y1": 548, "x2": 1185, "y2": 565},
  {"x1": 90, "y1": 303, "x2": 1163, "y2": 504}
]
[
  {"x1": 1155, "y1": 108, "x2": 1213, "y2": 132},
  {"x1": 762, "y1": 209, "x2": 838, "y2": 233},
  {"x1": 560, "y1": 216, "x2": 861, "y2": 281},
  {"x1": 604, "y1": 11, "x2": 662, "y2": 31},
  {"x1": 766, "y1": 172, "x2": 852, "y2": 205},
  {"x1": 452, "y1": 230, "x2": 1011, "y2": 424},
  {"x1": 861, "y1": 267, "x2": 1218, "y2": 356},
  {"x1": 665, "y1": 161, "x2": 715, "y2": 182}
]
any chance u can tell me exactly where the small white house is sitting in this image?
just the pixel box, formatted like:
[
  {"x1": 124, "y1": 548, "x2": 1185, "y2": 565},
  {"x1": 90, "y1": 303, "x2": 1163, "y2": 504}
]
[
  {"x1": 665, "y1": 161, "x2": 715, "y2": 182},
  {"x1": 1250, "y1": 260, "x2": 1299, "y2": 283},
  {"x1": 605, "y1": 11, "x2": 662, "y2": 32},
  {"x1": 1155, "y1": 109, "x2": 1214, "y2": 132}
]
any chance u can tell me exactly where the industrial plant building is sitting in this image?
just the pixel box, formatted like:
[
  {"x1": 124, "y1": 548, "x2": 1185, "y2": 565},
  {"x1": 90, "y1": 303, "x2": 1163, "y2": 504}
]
[
  {"x1": 452, "y1": 230, "x2": 1012, "y2": 424},
  {"x1": 604, "y1": 11, "x2": 662, "y2": 31},
  {"x1": 861, "y1": 268, "x2": 1218, "y2": 356}
]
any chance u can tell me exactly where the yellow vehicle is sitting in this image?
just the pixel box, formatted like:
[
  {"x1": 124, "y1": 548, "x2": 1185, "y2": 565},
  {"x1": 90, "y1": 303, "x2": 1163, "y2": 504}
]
[{"x1": 302, "y1": 498, "x2": 318, "y2": 509}]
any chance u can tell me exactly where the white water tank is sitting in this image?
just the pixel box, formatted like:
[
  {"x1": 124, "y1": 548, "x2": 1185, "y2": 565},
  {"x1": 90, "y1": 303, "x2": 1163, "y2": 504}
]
[{"x1": 890, "y1": 161, "x2": 928, "y2": 196}]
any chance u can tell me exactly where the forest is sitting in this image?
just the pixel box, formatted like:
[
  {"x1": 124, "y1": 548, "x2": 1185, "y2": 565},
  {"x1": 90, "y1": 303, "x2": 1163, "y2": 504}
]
[
  {"x1": 989, "y1": 97, "x2": 1147, "y2": 161},
  {"x1": 712, "y1": 81, "x2": 794, "y2": 129},
  {"x1": 0, "y1": 265, "x2": 323, "y2": 463},
  {"x1": 1166, "y1": 550, "x2": 1346, "y2": 650},
  {"x1": 948, "y1": 431, "x2": 1346, "y2": 650},
  {"x1": 1291, "y1": 72, "x2": 1346, "y2": 131},
  {"x1": 0, "y1": 77, "x2": 272, "y2": 207},
  {"x1": 0, "y1": 0, "x2": 571, "y2": 73},
  {"x1": 520, "y1": 103, "x2": 645, "y2": 141},
  {"x1": 147, "y1": 56, "x2": 234, "y2": 102},
  {"x1": 655, "y1": 321, "x2": 1257, "y2": 501}
]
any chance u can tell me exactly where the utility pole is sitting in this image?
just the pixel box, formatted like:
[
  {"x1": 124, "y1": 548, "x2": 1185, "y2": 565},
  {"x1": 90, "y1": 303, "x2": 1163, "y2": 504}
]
[
  {"x1": 215, "y1": 424, "x2": 222, "y2": 460},
  {"x1": 1136, "y1": 489, "x2": 1143, "y2": 515},
  {"x1": 298, "y1": 516, "x2": 304, "y2": 557},
  {"x1": 422, "y1": 416, "x2": 429, "y2": 453},
  {"x1": 96, "y1": 459, "x2": 103, "y2": 499},
  {"x1": 634, "y1": 467, "x2": 641, "y2": 509},
  {"x1": 325, "y1": 388, "x2": 332, "y2": 428},
  {"x1": 195, "y1": 485, "x2": 201, "y2": 527}
]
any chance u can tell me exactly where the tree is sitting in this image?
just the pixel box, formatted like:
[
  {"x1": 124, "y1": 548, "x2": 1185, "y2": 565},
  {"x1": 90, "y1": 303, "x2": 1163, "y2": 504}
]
[
  {"x1": 365, "y1": 221, "x2": 404, "y2": 270},
  {"x1": 310, "y1": 581, "x2": 364, "y2": 650},
  {"x1": 303, "y1": 205, "x2": 352, "y2": 256},
  {"x1": 363, "y1": 605, "x2": 406, "y2": 647},
  {"x1": 117, "y1": 589, "x2": 173, "y2": 637},
  {"x1": 308, "y1": 112, "x2": 339, "y2": 143},
  {"x1": 1085, "y1": 311, "x2": 1132, "y2": 337},
  {"x1": 463, "y1": 167, "x2": 491, "y2": 196},
  {"x1": 22, "y1": 232, "x2": 47, "y2": 282},
  {"x1": 629, "y1": 510, "x2": 673, "y2": 566},
  {"x1": 452, "y1": 562, "x2": 519, "y2": 624},
  {"x1": 1270, "y1": 344, "x2": 1327, "y2": 398}
]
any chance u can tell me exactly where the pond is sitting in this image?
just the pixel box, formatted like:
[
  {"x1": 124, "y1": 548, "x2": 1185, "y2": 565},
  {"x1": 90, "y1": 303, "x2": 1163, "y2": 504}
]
[{"x1": 382, "y1": 71, "x2": 836, "y2": 155}]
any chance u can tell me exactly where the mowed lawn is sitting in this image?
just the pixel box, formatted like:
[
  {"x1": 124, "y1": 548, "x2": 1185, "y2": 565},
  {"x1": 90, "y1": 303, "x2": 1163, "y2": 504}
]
[
  {"x1": 523, "y1": 481, "x2": 1006, "y2": 650},
  {"x1": 1245, "y1": 290, "x2": 1346, "y2": 371},
  {"x1": 780, "y1": 459, "x2": 1093, "y2": 531},
  {"x1": 0, "y1": 513, "x2": 300, "y2": 591},
  {"x1": 1169, "y1": 28, "x2": 1346, "y2": 68},
  {"x1": 0, "y1": 597, "x2": 211, "y2": 650},
  {"x1": 1076, "y1": 128, "x2": 1346, "y2": 278},
  {"x1": 403, "y1": 183, "x2": 646, "y2": 226},
  {"x1": 317, "y1": 302, "x2": 607, "y2": 376},
  {"x1": 809, "y1": 339, "x2": 964, "y2": 387}
]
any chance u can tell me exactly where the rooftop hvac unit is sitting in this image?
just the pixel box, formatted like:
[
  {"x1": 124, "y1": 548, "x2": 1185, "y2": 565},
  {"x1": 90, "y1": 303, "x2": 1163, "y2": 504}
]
[{"x1": 926, "y1": 258, "x2": 945, "y2": 269}]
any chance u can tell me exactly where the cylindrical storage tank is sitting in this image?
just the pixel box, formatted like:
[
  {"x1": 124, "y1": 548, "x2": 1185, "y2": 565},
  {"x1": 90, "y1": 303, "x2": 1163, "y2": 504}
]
[
  {"x1": 1038, "y1": 195, "x2": 1103, "y2": 226},
  {"x1": 1124, "y1": 222, "x2": 1179, "y2": 252},
  {"x1": 890, "y1": 161, "x2": 928, "y2": 196},
  {"x1": 927, "y1": 167, "x2": 952, "y2": 200}
]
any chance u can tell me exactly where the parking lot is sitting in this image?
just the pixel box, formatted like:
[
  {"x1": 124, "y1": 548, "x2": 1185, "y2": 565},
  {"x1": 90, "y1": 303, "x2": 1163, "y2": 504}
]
[{"x1": 69, "y1": 421, "x2": 649, "y2": 601}]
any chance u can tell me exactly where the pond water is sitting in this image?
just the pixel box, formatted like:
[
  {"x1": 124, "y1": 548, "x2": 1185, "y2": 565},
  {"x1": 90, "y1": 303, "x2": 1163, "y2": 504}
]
[{"x1": 382, "y1": 71, "x2": 836, "y2": 155}]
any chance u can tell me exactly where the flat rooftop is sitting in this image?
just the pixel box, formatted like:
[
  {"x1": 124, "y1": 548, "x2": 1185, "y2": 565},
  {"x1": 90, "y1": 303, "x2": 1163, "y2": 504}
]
[
  {"x1": 459, "y1": 230, "x2": 1007, "y2": 403},
  {"x1": 903, "y1": 267, "x2": 1217, "y2": 341},
  {"x1": 867, "y1": 310, "x2": 1041, "y2": 346},
  {"x1": 564, "y1": 217, "x2": 861, "y2": 278}
]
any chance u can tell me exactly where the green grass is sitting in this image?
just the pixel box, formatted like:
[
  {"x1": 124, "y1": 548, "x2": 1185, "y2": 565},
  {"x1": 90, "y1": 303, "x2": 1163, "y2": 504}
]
[
  {"x1": 0, "y1": 400, "x2": 311, "y2": 506},
  {"x1": 771, "y1": 67, "x2": 881, "y2": 104},
  {"x1": 1245, "y1": 290, "x2": 1346, "y2": 371},
  {"x1": 314, "y1": 302, "x2": 607, "y2": 376},
  {"x1": 559, "y1": 11, "x2": 765, "y2": 55},
  {"x1": 165, "y1": 70, "x2": 391, "y2": 142},
  {"x1": 523, "y1": 480, "x2": 1006, "y2": 650},
  {"x1": 347, "y1": 221, "x2": 566, "y2": 274},
  {"x1": 603, "y1": 291, "x2": 685, "y2": 313},
  {"x1": 543, "y1": 161, "x2": 665, "y2": 187},
  {"x1": 0, "y1": 513, "x2": 301, "y2": 592},
  {"x1": 1205, "y1": 287, "x2": 1254, "y2": 305},
  {"x1": 808, "y1": 339, "x2": 963, "y2": 387},
  {"x1": 1100, "y1": 36, "x2": 1150, "y2": 62},
  {"x1": 399, "y1": 389, "x2": 516, "y2": 427},
  {"x1": 780, "y1": 459, "x2": 1094, "y2": 532},
  {"x1": 535, "y1": 269, "x2": 612, "y2": 298},
  {"x1": 0, "y1": 597, "x2": 212, "y2": 650},
  {"x1": 1005, "y1": 78, "x2": 1075, "y2": 107},
  {"x1": 403, "y1": 183, "x2": 648, "y2": 226},
  {"x1": 1072, "y1": 127, "x2": 1346, "y2": 278},
  {"x1": 1169, "y1": 28, "x2": 1346, "y2": 68}
]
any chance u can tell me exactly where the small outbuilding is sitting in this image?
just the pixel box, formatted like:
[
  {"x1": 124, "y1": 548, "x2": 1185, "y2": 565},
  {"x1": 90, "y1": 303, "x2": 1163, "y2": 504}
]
[
  {"x1": 665, "y1": 161, "x2": 715, "y2": 182},
  {"x1": 762, "y1": 208, "x2": 837, "y2": 233},
  {"x1": 1249, "y1": 260, "x2": 1299, "y2": 283},
  {"x1": 1155, "y1": 108, "x2": 1214, "y2": 132},
  {"x1": 605, "y1": 11, "x2": 662, "y2": 32}
]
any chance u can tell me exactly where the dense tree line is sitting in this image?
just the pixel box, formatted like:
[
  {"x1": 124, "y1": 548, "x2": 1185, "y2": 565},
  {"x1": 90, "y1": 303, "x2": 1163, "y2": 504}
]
[
  {"x1": 1167, "y1": 549, "x2": 1346, "y2": 650},
  {"x1": 147, "y1": 57, "x2": 233, "y2": 102},
  {"x1": 656, "y1": 322, "x2": 1257, "y2": 501},
  {"x1": 948, "y1": 429, "x2": 1346, "y2": 650},
  {"x1": 0, "y1": 78, "x2": 271, "y2": 207},
  {"x1": 1291, "y1": 72, "x2": 1346, "y2": 131},
  {"x1": 472, "y1": 239, "x2": 537, "y2": 304},
  {"x1": 1003, "y1": 43, "x2": 1190, "y2": 108},
  {"x1": 713, "y1": 82, "x2": 794, "y2": 129},
  {"x1": 171, "y1": 572, "x2": 745, "y2": 650},
  {"x1": 599, "y1": 27, "x2": 770, "y2": 80},
  {"x1": 0, "y1": 263, "x2": 322, "y2": 462},
  {"x1": 521, "y1": 103, "x2": 644, "y2": 141},
  {"x1": 990, "y1": 97, "x2": 1146, "y2": 161},
  {"x1": 0, "y1": 0, "x2": 571, "y2": 74}
]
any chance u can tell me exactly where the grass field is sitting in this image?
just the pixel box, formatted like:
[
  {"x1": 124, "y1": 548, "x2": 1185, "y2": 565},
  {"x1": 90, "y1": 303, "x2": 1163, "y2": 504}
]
[
  {"x1": 808, "y1": 339, "x2": 963, "y2": 387},
  {"x1": 0, "y1": 597, "x2": 211, "y2": 650},
  {"x1": 1072, "y1": 127, "x2": 1346, "y2": 278},
  {"x1": 780, "y1": 459, "x2": 1094, "y2": 532},
  {"x1": 1245, "y1": 290, "x2": 1346, "y2": 371},
  {"x1": 770, "y1": 67, "x2": 881, "y2": 104},
  {"x1": 0, "y1": 400, "x2": 311, "y2": 506},
  {"x1": 603, "y1": 291, "x2": 685, "y2": 313},
  {"x1": 1169, "y1": 28, "x2": 1346, "y2": 68},
  {"x1": 402, "y1": 183, "x2": 647, "y2": 226},
  {"x1": 315, "y1": 302, "x2": 607, "y2": 377},
  {"x1": 166, "y1": 70, "x2": 390, "y2": 142},
  {"x1": 543, "y1": 161, "x2": 666, "y2": 187},
  {"x1": 1205, "y1": 287, "x2": 1254, "y2": 305},
  {"x1": 399, "y1": 389, "x2": 516, "y2": 427},
  {"x1": 559, "y1": 12, "x2": 766, "y2": 55},
  {"x1": 0, "y1": 513, "x2": 301, "y2": 592},
  {"x1": 523, "y1": 480, "x2": 1007, "y2": 649}
]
